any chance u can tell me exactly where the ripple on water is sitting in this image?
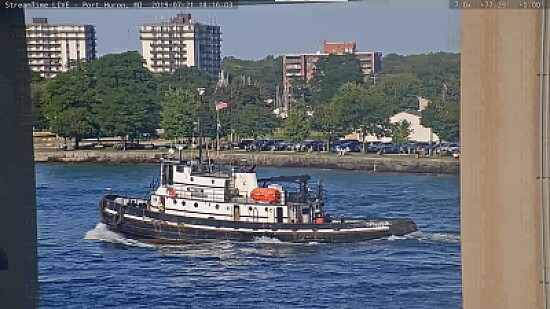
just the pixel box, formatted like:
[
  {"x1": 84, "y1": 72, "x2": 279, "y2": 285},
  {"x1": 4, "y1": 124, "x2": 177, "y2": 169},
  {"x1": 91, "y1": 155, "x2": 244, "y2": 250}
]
[{"x1": 37, "y1": 164, "x2": 462, "y2": 308}]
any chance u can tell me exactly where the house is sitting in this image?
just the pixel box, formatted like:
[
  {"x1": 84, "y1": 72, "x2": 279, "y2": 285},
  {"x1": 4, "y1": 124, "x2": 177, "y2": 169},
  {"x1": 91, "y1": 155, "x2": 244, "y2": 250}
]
[{"x1": 345, "y1": 109, "x2": 440, "y2": 143}]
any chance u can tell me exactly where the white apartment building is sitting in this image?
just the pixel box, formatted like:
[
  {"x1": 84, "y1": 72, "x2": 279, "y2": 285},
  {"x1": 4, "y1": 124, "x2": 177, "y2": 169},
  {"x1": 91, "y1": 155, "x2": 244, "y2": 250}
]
[
  {"x1": 26, "y1": 18, "x2": 97, "y2": 79},
  {"x1": 140, "y1": 13, "x2": 221, "y2": 78}
]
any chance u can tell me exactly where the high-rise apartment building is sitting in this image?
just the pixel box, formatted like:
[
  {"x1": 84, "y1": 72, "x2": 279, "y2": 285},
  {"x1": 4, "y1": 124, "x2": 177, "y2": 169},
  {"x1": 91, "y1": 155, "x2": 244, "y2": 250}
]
[
  {"x1": 26, "y1": 18, "x2": 97, "y2": 79},
  {"x1": 282, "y1": 53, "x2": 320, "y2": 91},
  {"x1": 282, "y1": 41, "x2": 382, "y2": 91},
  {"x1": 140, "y1": 13, "x2": 221, "y2": 78}
]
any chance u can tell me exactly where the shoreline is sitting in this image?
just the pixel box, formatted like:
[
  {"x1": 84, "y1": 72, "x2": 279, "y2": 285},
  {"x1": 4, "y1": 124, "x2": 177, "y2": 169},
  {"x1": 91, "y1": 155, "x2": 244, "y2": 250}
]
[{"x1": 34, "y1": 150, "x2": 460, "y2": 175}]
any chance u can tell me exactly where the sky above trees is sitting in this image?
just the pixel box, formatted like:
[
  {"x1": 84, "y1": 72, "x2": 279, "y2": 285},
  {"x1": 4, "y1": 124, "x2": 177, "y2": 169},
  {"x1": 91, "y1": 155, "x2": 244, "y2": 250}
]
[{"x1": 25, "y1": 0, "x2": 461, "y2": 59}]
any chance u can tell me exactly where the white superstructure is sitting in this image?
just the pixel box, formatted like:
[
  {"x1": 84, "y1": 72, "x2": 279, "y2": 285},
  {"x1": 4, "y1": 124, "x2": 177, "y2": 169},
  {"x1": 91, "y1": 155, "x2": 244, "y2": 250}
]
[{"x1": 145, "y1": 160, "x2": 323, "y2": 224}]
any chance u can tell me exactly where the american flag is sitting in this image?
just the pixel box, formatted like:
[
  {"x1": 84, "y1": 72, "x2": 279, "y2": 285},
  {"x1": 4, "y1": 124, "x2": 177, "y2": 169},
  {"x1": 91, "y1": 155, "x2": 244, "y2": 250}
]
[{"x1": 216, "y1": 101, "x2": 228, "y2": 111}]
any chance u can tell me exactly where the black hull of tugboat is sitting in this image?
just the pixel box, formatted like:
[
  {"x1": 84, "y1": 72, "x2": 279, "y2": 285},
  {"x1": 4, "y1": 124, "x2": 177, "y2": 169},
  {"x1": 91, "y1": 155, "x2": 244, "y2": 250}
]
[{"x1": 99, "y1": 198, "x2": 417, "y2": 244}]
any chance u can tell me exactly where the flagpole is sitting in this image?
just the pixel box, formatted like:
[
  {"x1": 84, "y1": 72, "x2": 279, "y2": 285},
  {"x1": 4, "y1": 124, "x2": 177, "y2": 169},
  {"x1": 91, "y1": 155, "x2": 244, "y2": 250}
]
[{"x1": 216, "y1": 108, "x2": 220, "y2": 157}]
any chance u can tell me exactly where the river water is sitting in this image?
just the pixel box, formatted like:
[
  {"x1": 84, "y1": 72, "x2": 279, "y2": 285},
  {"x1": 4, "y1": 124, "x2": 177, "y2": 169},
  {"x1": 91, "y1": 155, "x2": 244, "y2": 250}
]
[{"x1": 36, "y1": 164, "x2": 461, "y2": 308}]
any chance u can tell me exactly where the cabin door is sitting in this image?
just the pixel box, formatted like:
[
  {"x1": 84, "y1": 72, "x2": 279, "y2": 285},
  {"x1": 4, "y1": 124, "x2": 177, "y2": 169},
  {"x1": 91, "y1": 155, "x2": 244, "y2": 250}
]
[
  {"x1": 276, "y1": 207, "x2": 283, "y2": 223},
  {"x1": 233, "y1": 205, "x2": 240, "y2": 221}
]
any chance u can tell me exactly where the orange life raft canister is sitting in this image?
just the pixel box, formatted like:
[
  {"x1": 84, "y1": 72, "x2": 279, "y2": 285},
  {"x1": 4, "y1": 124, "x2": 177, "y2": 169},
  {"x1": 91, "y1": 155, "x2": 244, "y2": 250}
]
[{"x1": 250, "y1": 188, "x2": 281, "y2": 204}]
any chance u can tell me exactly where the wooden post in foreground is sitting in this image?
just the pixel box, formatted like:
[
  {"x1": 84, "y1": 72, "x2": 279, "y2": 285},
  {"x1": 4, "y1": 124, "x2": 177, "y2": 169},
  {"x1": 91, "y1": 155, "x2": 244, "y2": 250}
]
[{"x1": 461, "y1": 8, "x2": 545, "y2": 308}]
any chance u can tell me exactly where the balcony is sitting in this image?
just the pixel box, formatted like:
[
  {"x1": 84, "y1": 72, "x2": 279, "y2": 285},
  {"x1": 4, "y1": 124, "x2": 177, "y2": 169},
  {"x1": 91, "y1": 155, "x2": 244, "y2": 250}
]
[
  {"x1": 286, "y1": 72, "x2": 302, "y2": 77},
  {"x1": 285, "y1": 59, "x2": 302, "y2": 64}
]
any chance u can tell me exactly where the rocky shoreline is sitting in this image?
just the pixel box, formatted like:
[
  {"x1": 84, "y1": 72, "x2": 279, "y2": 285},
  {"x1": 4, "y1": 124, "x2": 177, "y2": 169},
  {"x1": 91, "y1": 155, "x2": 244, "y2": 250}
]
[{"x1": 34, "y1": 150, "x2": 460, "y2": 175}]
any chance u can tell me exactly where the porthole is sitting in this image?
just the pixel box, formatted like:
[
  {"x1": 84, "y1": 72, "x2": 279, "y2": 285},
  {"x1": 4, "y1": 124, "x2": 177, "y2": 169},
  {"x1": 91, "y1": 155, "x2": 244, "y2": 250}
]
[
  {"x1": 181, "y1": 201, "x2": 186, "y2": 206},
  {"x1": 215, "y1": 204, "x2": 220, "y2": 210},
  {"x1": 194, "y1": 202, "x2": 198, "y2": 208},
  {"x1": 248, "y1": 207, "x2": 253, "y2": 211}
]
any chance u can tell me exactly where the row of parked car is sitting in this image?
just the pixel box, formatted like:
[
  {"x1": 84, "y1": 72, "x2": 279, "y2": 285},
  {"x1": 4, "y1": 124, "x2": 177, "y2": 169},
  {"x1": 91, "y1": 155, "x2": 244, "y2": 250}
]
[{"x1": 231, "y1": 139, "x2": 460, "y2": 156}]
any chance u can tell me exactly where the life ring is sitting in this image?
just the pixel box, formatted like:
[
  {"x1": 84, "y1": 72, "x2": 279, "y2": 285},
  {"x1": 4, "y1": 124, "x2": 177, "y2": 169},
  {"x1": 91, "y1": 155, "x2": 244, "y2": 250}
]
[{"x1": 167, "y1": 187, "x2": 177, "y2": 199}]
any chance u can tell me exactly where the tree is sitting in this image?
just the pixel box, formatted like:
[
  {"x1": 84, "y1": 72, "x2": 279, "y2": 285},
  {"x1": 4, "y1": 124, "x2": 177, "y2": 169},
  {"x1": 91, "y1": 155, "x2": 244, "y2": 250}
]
[
  {"x1": 311, "y1": 102, "x2": 346, "y2": 151},
  {"x1": 41, "y1": 62, "x2": 98, "y2": 139},
  {"x1": 156, "y1": 66, "x2": 215, "y2": 97},
  {"x1": 391, "y1": 120, "x2": 412, "y2": 151},
  {"x1": 91, "y1": 52, "x2": 159, "y2": 145},
  {"x1": 379, "y1": 52, "x2": 460, "y2": 103},
  {"x1": 31, "y1": 80, "x2": 49, "y2": 130},
  {"x1": 421, "y1": 99, "x2": 460, "y2": 142},
  {"x1": 378, "y1": 73, "x2": 423, "y2": 111},
  {"x1": 331, "y1": 83, "x2": 393, "y2": 152},
  {"x1": 310, "y1": 54, "x2": 363, "y2": 104},
  {"x1": 221, "y1": 56, "x2": 283, "y2": 89},
  {"x1": 378, "y1": 54, "x2": 413, "y2": 74},
  {"x1": 225, "y1": 103, "x2": 279, "y2": 140},
  {"x1": 50, "y1": 108, "x2": 95, "y2": 149},
  {"x1": 283, "y1": 100, "x2": 311, "y2": 142},
  {"x1": 288, "y1": 78, "x2": 312, "y2": 103},
  {"x1": 41, "y1": 53, "x2": 160, "y2": 148},
  {"x1": 212, "y1": 83, "x2": 271, "y2": 110},
  {"x1": 159, "y1": 88, "x2": 200, "y2": 141}
]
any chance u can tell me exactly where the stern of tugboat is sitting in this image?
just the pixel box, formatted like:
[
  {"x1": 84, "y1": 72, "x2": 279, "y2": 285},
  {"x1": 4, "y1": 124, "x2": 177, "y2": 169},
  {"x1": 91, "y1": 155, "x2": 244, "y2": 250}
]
[{"x1": 387, "y1": 219, "x2": 417, "y2": 236}]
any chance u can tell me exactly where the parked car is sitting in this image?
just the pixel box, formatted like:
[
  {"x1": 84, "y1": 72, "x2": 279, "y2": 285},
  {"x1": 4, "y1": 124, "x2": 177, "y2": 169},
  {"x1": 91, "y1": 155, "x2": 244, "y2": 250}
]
[
  {"x1": 260, "y1": 140, "x2": 281, "y2": 151},
  {"x1": 452, "y1": 150, "x2": 460, "y2": 159},
  {"x1": 113, "y1": 142, "x2": 144, "y2": 150},
  {"x1": 344, "y1": 142, "x2": 362, "y2": 152},
  {"x1": 301, "y1": 140, "x2": 325, "y2": 152},
  {"x1": 379, "y1": 143, "x2": 399, "y2": 154},
  {"x1": 367, "y1": 142, "x2": 383, "y2": 153},
  {"x1": 403, "y1": 142, "x2": 417, "y2": 154},
  {"x1": 448, "y1": 143, "x2": 460, "y2": 153},
  {"x1": 330, "y1": 140, "x2": 345, "y2": 152},
  {"x1": 234, "y1": 139, "x2": 255, "y2": 150},
  {"x1": 416, "y1": 142, "x2": 437, "y2": 155}
]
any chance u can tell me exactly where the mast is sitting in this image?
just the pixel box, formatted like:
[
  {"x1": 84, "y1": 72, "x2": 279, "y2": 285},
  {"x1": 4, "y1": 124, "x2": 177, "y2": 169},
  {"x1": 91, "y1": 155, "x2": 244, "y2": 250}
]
[{"x1": 197, "y1": 87, "x2": 206, "y2": 164}]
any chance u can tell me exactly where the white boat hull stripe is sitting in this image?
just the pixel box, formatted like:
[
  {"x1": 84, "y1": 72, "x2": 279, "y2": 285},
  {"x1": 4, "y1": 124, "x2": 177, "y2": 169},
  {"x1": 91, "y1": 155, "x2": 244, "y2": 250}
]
[{"x1": 105, "y1": 209, "x2": 391, "y2": 233}]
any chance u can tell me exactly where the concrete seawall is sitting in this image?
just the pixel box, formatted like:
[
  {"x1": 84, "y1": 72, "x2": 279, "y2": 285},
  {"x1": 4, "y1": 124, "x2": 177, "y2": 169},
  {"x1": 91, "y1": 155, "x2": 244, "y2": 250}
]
[{"x1": 34, "y1": 151, "x2": 460, "y2": 175}]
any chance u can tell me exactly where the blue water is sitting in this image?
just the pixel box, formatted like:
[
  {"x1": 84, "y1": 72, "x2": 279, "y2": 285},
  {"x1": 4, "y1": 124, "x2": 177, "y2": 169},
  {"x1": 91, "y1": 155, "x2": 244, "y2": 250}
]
[{"x1": 36, "y1": 164, "x2": 461, "y2": 308}]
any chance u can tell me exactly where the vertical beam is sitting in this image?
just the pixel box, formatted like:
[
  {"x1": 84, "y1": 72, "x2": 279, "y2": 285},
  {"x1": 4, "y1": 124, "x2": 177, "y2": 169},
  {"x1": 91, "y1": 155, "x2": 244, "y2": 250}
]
[
  {"x1": 461, "y1": 9, "x2": 543, "y2": 308},
  {"x1": 0, "y1": 7, "x2": 38, "y2": 309}
]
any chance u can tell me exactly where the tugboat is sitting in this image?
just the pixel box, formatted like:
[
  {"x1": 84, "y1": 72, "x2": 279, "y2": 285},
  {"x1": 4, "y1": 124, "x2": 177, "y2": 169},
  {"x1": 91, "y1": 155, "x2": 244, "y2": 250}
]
[{"x1": 98, "y1": 156, "x2": 417, "y2": 243}]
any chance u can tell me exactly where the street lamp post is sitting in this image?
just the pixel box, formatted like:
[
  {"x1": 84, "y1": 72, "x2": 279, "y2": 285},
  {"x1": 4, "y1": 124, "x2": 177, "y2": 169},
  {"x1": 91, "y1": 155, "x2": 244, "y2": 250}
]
[{"x1": 197, "y1": 87, "x2": 205, "y2": 163}]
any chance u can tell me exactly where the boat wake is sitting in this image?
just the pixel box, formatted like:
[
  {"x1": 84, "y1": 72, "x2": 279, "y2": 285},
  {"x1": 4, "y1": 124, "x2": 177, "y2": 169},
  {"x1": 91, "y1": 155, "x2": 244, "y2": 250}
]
[
  {"x1": 252, "y1": 236, "x2": 284, "y2": 244},
  {"x1": 84, "y1": 223, "x2": 155, "y2": 248},
  {"x1": 386, "y1": 231, "x2": 460, "y2": 244}
]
